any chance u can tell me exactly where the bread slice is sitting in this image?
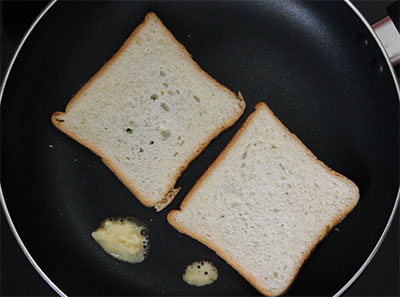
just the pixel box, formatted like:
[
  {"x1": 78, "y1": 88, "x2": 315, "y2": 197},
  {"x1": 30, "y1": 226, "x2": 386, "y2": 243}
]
[
  {"x1": 51, "y1": 12, "x2": 245, "y2": 211},
  {"x1": 168, "y1": 102, "x2": 359, "y2": 296}
]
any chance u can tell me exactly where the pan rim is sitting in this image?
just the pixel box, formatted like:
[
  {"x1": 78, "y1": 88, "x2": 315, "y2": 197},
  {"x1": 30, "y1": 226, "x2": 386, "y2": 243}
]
[
  {"x1": 0, "y1": 1, "x2": 398, "y2": 296},
  {"x1": 334, "y1": 0, "x2": 400, "y2": 296},
  {"x1": 0, "y1": 3, "x2": 66, "y2": 296}
]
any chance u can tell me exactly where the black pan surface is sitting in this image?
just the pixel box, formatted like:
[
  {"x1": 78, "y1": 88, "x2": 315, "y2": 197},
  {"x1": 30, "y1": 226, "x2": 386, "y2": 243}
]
[{"x1": 1, "y1": 1, "x2": 399, "y2": 296}]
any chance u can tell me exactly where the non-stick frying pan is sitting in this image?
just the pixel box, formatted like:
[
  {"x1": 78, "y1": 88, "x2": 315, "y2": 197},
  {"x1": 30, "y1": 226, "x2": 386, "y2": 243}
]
[{"x1": 1, "y1": 1, "x2": 399, "y2": 296}]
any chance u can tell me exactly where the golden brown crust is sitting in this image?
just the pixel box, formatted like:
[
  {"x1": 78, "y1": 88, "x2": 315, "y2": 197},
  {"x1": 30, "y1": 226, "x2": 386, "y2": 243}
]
[
  {"x1": 52, "y1": 112, "x2": 155, "y2": 207},
  {"x1": 168, "y1": 102, "x2": 359, "y2": 296},
  {"x1": 51, "y1": 12, "x2": 245, "y2": 210},
  {"x1": 154, "y1": 187, "x2": 181, "y2": 211}
]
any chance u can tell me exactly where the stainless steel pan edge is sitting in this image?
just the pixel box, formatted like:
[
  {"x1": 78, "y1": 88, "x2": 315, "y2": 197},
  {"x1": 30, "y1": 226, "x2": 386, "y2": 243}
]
[
  {"x1": 334, "y1": 0, "x2": 400, "y2": 294},
  {"x1": 0, "y1": 2, "x2": 64, "y2": 295},
  {"x1": 0, "y1": 1, "x2": 398, "y2": 296}
]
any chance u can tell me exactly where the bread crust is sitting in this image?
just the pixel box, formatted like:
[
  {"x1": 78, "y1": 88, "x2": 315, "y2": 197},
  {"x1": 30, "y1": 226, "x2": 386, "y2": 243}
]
[
  {"x1": 168, "y1": 102, "x2": 359, "y2": 296},
  {"x1": 51, "y1": 12, "x2": 245, "y2": 211}
]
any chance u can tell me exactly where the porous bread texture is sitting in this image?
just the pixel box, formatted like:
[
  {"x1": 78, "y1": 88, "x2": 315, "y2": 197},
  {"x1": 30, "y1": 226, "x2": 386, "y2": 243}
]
[
  {"x1": 52, "y1": 12, "x2": 245, "y2": 211},
  {"x1": 168, "y1": 102, "x2": 359, "y2": 296}
]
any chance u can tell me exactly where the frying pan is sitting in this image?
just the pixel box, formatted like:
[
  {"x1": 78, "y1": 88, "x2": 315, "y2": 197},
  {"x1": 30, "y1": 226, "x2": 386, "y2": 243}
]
[{"x1": 1, "y1": 0, "x2": 399, "y2": 296}]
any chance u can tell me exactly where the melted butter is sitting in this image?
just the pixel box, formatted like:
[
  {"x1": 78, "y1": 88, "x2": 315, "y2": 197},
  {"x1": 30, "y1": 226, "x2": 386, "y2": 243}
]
[
  {"x1": 91, "y1": 217, "x2": 149, "y2": 264},
  {"x1": 183, "y1": 261, "x2": 218, "y2": 287}
]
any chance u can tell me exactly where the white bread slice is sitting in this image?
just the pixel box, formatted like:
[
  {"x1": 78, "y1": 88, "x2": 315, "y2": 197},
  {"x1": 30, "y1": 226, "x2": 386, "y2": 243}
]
[
  {"x1": 168, "y1": 102, "x2": 359, "y2": 296},
  {"x1": 51, "y1": 13, "x2": 245, "y2": 211}
]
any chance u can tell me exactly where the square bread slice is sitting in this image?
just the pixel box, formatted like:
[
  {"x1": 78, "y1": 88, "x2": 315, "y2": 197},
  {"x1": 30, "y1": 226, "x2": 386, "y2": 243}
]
[
  {"x1": 52, "y1": 13, "x2": 245, "y2": 211},
  {"x1": 168, "y1": 102, "x2": 359, "y2": 296}
]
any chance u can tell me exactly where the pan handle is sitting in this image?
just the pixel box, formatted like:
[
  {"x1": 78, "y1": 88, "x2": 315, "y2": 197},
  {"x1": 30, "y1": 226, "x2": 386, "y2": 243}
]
[{"x1": 372, "y1": 2, "x2": 400, "y2": 66}]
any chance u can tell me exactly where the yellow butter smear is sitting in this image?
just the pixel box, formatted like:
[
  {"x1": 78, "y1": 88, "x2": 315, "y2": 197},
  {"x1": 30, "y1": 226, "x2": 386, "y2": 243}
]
[
  {"x1": 183, "y1": 261, "x2": 218, "y2": 287},
  {"x1": 91, "y1": 216, "x2": 149, "y2": 263}
]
